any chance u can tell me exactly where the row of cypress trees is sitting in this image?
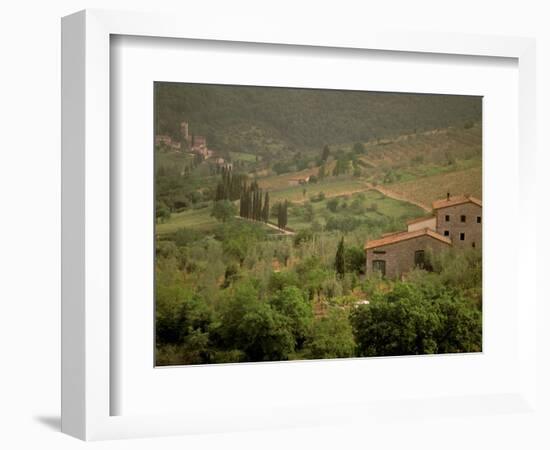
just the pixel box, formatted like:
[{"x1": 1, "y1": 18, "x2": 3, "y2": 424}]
[
  {"x1": 239, "y1": 180, "x2": 270, "y2": 223},
  {"x1": 214, "y1": 166, "x2": 248, "y2": 201},
  {"x1": 276, "y1": 201, "x2": 288, "y2": 230},
  {"x1": 215, "y1": 167, "x2": 290, "y2": 230}
]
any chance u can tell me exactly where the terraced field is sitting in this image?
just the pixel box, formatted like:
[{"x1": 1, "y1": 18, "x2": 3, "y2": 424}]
[
  {"x1": 386, "y1": 166, "x2": 482, "y2": 207},
  {"x1": 360, "y1": 124, "x2": 481, "y2": 168},
  {"x1": 287, "y1": 190, "x2": 425, "y2": 232},
  {"x1": 352, "y1": 124, "x2": 481, "y2": 185},
  {"x1": 268, "y1": 177, "x2": 369, "y2": 203}
]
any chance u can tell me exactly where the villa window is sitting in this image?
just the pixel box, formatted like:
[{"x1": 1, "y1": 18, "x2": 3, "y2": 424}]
[
  {"x1": 460, "y1": 232, "x2": 465, "y2": 241},
  {"x1": 372, "y1": 260, "x2": 386, "y2": 276},
  {"x1": 460, "y1": 215, "x2": 466, "y2": 222},
  {"x1": 477, "y1": 216, "x2": 481, "y2": 224},
  {"x1": 445, "y1": 215, "x2": 450, "y2": 222},
  {"x1": 444, "y1": 230, "x2": 449, "y2": 237},
  {"x1": 414, "y1": 250, "x2": 425, "y2": 268}
]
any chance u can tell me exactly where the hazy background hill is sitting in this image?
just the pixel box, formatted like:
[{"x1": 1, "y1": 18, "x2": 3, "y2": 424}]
[{"x1": 154, "y1": 83, "x2": 482, "y2": 154}]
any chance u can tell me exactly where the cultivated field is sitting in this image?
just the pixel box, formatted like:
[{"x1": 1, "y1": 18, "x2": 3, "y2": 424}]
[
  {"x1": 268, "y1": 177, "x2": 369, "y2": 203},
  {"x1": 353, "y1": 124, "x2": 482, "y2": 185},
  {"x1": 287, "y1": 189, "x2": 425, "y2": 231},
  {"x1": 386, "y1": 166, "x2": 482, "y2": 207}
]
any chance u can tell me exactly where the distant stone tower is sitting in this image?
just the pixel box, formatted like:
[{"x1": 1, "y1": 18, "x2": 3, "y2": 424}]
[{"x1": 180, "y1": 121, "x2": 189, "y2": 143}]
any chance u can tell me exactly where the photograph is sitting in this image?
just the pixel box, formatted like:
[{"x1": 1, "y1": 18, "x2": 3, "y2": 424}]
[{"x1": 154, "y1": 83, "x2": 483, "y2": 366}]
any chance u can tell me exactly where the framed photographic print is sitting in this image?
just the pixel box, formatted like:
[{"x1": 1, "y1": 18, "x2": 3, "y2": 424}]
[
  {"x1": 62, "y1": 9, "x2": 539, "y2": 442},
  {"x1": 153, "y1": 82, "x2": 483, "y2": 367}
]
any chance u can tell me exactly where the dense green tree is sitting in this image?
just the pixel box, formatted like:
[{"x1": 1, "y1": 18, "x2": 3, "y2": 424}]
[
  {"x1": 326, "y1": 197, "x2": 339, "y2": 213},
  {"x1": 277, "y1": 201, "x2": 289, "y2": 230},
  {"x1": 155, "y1": 284, "x2": 213, "y2": 359},
  {"x1": 270, "y1": 286, "x2": 313, "y2": 346},
  {"x1": 345, "y1": 246, "x2": 366, "y2": 274},
  {"x1": 304, "y1": 309, "x2": 356, "y2": 359},
  {"x1": 335, "y1": 236, "x2": 345, "y2": 278},
  {"x1": 262, "y1": 192, "x2": 270, "y2": 222},
  {"x1": 268, "y1": 271, "x2": 300, "y2": 293},
  {"x1": 216, "y1": 281, "x2": 295, "y2": 361},
  {"x1": 350, "y1": 282, "x2": 482, "y2": 356},
  {"x1": 321, "y1": 145, "x2": 331, "y2": 161},
  {"x1": 211, "y1": 199, "x2": 237, "y2": 222},
  {"x1": 156, "y1": 201, "x2": 171, "y2": 222}
]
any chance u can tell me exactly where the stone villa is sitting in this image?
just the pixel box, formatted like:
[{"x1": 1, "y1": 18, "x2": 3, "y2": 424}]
[{"x1": 365, "y1": 194, "x2": 482, "y2": 278}]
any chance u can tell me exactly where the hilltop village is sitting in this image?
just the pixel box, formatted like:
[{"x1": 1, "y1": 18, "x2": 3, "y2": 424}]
[{"x1": 155, "y1": 121, "x2": 230, "y2": 169}]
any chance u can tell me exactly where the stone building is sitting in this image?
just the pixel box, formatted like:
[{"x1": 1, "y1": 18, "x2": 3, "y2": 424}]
[
  {"x1": 365, "y1": 228, "x2": 452, "y2": 278},
  {"x1": 181, "y1": 121, "x2": 189, "y2": 142},
  {"x1": 433, "y1": 195, "x2": 482, "y2": 249},
  {"x1": 365, "y1": 194, "x2": 482, "y2": 277}
]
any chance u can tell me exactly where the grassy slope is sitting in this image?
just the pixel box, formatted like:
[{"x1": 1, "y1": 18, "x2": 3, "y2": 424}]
[
  {"x1": 269, "y1": 177, "x2": 369, "y2": 203},
  {"x1": 357, "y1": 124, "x2": 482, "y2": 183},
  {"x1": 287, "y1": 190, "x2": 425, "y2": 231},
  {"x1": 155, "y1": 83, "x2": 482, "y2": 153},
  {"x1": 156, "y1": 183, "x2": 426, "y2": 236},
  {"x1": 156, "y1": 206, "x2": 217, "y2": 234},
  {"x1": 387, "y1": 166, "x2": 482, "y2": 207}
]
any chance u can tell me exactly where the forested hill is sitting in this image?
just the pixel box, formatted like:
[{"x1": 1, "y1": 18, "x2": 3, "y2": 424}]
[{"x1": 155, "y1": 82, "x2": 482, "y2": 152}]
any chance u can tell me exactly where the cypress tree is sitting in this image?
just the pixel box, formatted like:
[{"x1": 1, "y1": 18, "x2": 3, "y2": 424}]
[
  {"x1": 335, "y1": 236, "x2": 345, "y2": 278},
  {"x1": 262, "y1": 192, "x2": 270, "y2": 222}
]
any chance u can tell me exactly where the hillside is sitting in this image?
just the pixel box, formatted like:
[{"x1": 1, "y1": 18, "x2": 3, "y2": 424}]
[
  {"x1": 154, "y1": 83, "x2": 482, "y2": 155},
  {"x1": 386, "y1": 166, "x2": 482, "y2": 207}
]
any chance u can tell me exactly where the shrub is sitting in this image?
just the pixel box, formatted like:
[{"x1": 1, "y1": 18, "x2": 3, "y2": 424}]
[
  {"x1": 304, "y1": 309, "x2": 356, "y2": 359},
  {"x1": 350, "y1": 282, "x2": 481, "y2": 356}
]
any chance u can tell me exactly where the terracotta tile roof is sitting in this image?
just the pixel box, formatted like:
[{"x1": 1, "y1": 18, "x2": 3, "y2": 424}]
[
  {"x1": 432, "y1": 195, "x2": 482, "y2": 210},
  {"x1": 406, "y1": 215, "x2": 435, "y2": 225},
  {"x1": 365, "y1": 228, "x2": 452, "y2": 250},
  {"x1": 380, "y1": 230, "x2": 409, "y2": 238}
]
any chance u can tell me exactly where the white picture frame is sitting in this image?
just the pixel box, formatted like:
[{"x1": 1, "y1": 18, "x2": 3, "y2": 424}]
[{"x1": 61, "y1": 9, "x2": 538, "y2": 441}]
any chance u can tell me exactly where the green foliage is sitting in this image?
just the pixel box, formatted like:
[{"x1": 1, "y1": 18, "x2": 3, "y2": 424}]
[
  {"x1": 333, "y1": 157, "x2": 350, "y2": 176},
  {"x1": 304, "y1": 309, "x2": 356, "y2": 359},
  {"x1": 155, "y1": 83, "x2": 481, "y2": 150},
  {"x1": 276, "y1": 201, "x2": 289, "y2": 229},
  {"x1": 335, "y1": 237, "x2": 346, "y2": 278},
  {"x1": 270, "y1": 286, "x2": 313, "y2": 345},
  {"x1": 211, "y1": 199, "x2": 237, "y2": 222},
  {"x1": 268, "y1": 271, "x2": 300, "y2": 293},
  {"x1": 321, "y1": 145, "x2": 331, "y2": 161},
  {"x1": 353, "y1": 142, "x2": 366, "y2": 154},
  {"x1": 345, "y1": 246, "x2": 366, "y2": 274},
  {"x1": 216, "y1": 281, "x2": 295, "y2": 361},
  {"x1": 310, "y1": 191, "x2": 326, "y2": 202},
  {"x1": 172, "y1": 228, "x2": 204, "y2": 248},
  {"x1": 326, "y1": 197, "x2": 339, "y2": 212},
  {"x1": 350, "y1": 281, "x2": 481, "y2": 356},
  {"x1": 293, "y1": 229, "x2": 314, "y2": 247},
  {"x1": 303, "y1": 202, "x2": 314, "y2": 222},
  {"x1": 155, "y1": 285, "x2": 213, "y2": 364},
  {"x1": 156, "y1": 201, "x2": 171, "y2": 222}
]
